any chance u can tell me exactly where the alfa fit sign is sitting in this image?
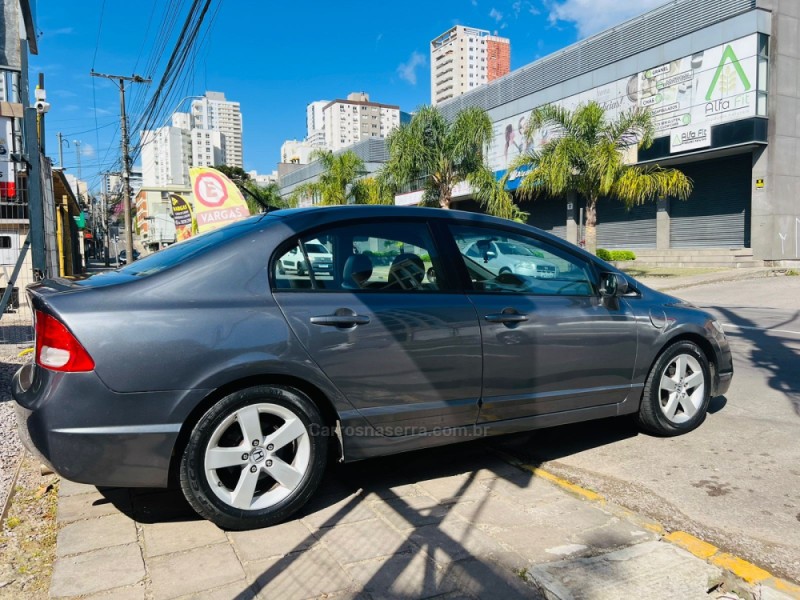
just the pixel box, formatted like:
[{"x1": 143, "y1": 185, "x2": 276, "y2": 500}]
[{"x1": 670, "y1": 125, "x2": 711, "y2": 152}]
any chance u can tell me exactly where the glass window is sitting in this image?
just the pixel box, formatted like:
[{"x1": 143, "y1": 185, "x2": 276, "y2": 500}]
[
  {"x1": 272, "y1": 222, "x2": 445, "y2": 292},
  {"x1": 449, "y1": 225, "x2": 595, "y2": 296}
]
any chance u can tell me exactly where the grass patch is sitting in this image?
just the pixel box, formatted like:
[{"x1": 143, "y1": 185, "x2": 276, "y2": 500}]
[
  {"x1": 0, "y1": 455, "x2": 59, "y2": 599},
  {"x1": 619, "y1": 266, "x2": 726, "y2": 279}
]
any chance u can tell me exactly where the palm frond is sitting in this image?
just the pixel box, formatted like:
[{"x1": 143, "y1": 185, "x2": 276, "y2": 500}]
[{"x1": 612, "y1": 165, "x2": 693, "y2": 206}]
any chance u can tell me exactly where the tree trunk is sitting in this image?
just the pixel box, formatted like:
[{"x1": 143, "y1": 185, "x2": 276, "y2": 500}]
[
  {"x1": 440, "y1": 186, "x2": 451, "y2": 209},
  {"x1": 584, "y1": 196, "x2": 598, "y2": 254}
]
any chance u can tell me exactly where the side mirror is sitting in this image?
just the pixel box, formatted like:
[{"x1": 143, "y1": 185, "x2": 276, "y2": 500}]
[
  {"x1": 484, "y1": 250, "x2": 497, "y2": 261},
  {"x1": 599, "y1": 272, "x2": 629, "y2": 297}
]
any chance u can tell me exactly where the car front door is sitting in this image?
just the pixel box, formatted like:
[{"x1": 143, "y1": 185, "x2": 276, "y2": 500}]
[
  {"x1": 448, "y1": 224, "x2": 639, "y2": 423},
  {"x1": 271, "y1": 220, "x2": 482, "y2": 434}
]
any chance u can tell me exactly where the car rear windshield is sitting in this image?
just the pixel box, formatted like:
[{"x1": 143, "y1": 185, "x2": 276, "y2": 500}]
[{"x1": 82, "y1": 215, "x2": 274, "y2": 285}]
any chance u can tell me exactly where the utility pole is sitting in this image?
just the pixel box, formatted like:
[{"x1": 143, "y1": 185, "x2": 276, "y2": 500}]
[
  {"x1": 56, "y1": 132, "x2": 69, "y2": 168},
  {"x1": 90, "y1": 71, "x2": 151, "y2": 263},
  {"x1": 73, "y1": 140, "x2": 81, "y2": 180}
]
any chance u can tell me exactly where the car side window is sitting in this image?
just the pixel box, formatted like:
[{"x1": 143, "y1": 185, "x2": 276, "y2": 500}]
[
  {"x1": 273, "y1": 221, "x2": 445, "y2": 292},
  {"x1": 449, "y1": 225, "x2": 596, "y2": 296}
]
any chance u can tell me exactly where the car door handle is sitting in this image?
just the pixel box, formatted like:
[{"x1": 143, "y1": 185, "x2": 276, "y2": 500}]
[
  {"x1": 310, "y1": 314, "x2": 371, "y2": 327},
  {"x1": 484, "y1": 313, "x2": 528, "y2": 323}
]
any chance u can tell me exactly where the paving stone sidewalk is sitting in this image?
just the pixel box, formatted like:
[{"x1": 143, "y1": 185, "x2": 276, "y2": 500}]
[{"x1": 46, "y1": 443, "x2": 793, "y2": 600}]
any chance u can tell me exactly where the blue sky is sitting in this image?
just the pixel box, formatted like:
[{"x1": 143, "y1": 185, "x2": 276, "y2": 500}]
[{"x1": 30, "y1": 0, "x2": 667, "y2": 193}]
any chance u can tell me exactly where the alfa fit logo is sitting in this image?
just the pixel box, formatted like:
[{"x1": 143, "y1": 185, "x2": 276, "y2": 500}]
[{"x1": 705, "y1": 44, "x2": 752, "y2": 101}]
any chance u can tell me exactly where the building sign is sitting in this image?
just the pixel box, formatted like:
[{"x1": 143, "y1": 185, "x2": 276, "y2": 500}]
[
  {"x1": 670, "y1": 124, "x2": 711, "y2": 153},
  {"x1": 489, "y1": 34, "x2": 759, "y2": 173}
]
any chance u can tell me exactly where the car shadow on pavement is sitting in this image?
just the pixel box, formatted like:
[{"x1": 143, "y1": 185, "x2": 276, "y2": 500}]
[
  {"x1": 713, "y1": 306, "x2": 800, "y2": 417},
  {"x1": 94, "y1": 425, "x2": 658, "y2": 598}
]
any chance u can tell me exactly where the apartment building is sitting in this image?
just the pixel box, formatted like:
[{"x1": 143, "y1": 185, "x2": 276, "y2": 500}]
[
  {"x1": 430, "y1": 25, "x2": 510, "y2": 105},
  {"x1": 190, "y1": 91, "x2": 243, "y2": 168},
  {"x1": 322, "y1": 92, "x2": 400, "y2": 152}
]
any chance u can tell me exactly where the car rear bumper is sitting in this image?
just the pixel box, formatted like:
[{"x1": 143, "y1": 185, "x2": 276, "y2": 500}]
[{"x1": 12, "y1": 363, "x2": 208, "y2": 488}]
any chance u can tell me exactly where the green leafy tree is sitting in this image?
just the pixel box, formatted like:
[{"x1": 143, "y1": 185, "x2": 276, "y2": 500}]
[
  {"x1": 290, "y1": 150, "x2": 366, "y2": 206},
  {"x1": 383, "y1": 105, "x2": 524, "y2": 220},
  {"x1": 353, "y1": 176, "x2": 396, "y2": 205},
  {"x1": 507, "y1": 101, "x2": 692, "y2": 253},
  {"x1": 213, "y1": 164, "x2": 250, "y2": 184}
]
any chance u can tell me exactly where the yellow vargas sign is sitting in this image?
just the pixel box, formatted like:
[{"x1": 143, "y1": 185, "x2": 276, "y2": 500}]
[{"x1": 190, "y1": 167, "x2": 251, "y2": 234}]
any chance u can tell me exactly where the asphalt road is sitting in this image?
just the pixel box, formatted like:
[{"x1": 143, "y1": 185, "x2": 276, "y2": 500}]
[{"x1": 493, "y1": 276, "x2": 800, "y2": 583}]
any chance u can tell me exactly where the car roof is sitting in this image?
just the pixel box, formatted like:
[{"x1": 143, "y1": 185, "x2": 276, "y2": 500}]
[{"x1": 269, "y1": 205, "x2": 516, "y2": 228}]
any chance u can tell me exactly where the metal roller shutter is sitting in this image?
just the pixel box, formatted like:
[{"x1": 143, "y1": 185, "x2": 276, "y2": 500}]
[
  {"x1": 522, "y1": 197, "x2": 566, "y2": 239},
  {"x1": 596, "y1": 198, "x2": 657, "y2": 249},
  {"x1": 669, "y1": 154, "x2": 752, "y2": 248}
]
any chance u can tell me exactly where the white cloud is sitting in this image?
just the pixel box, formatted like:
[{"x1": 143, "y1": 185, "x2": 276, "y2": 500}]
[
  {"x1": 397, "y1": 51, "x2": 426, "y2": 85},
  {"x1": 547, "y1": 0, "x2": 670, "y2": 38},
  {"x1": 81, "y1": 143, "x2": 96, "y2": 158},
  {"x1": 489, "y1": 7, "x2": 504, "y2": 22}
]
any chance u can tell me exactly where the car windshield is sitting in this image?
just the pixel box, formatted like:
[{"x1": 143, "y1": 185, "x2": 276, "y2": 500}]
[
  {"x1": 304, "y1": 243, "x2": 328, "y2": 254},
  {"x1": 496, "y1": 242, "x2": 535, "y2": 256}
]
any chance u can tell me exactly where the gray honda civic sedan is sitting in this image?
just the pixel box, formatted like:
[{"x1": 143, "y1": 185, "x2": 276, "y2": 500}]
[{"x1": 13, "y1": 206, "x2": 732, "y2": 530}]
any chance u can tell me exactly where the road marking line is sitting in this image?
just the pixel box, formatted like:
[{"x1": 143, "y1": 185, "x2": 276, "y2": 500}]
[
  {"x1": 492, "y1": 450, "x2": 800, "y2": 599},
  {"x1": 723, "y1": 323, "x2": 800, "y2": 336}
]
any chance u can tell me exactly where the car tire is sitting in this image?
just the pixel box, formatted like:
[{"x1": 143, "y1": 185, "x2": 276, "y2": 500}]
[
  {"x1": 637, "y1": 341, "x2": 711, "y2": 437},
  {"x1": 179, "y1": 385, "x2": 328, "y2": 530}
]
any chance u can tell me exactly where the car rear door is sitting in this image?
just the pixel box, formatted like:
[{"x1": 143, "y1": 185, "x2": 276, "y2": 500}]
[
  {"x1": 271, "y1": 219, "x2": 482, "y2": 434},
  {"x1": 447, "y1": 223, "x2": 639, "y2": 423}
]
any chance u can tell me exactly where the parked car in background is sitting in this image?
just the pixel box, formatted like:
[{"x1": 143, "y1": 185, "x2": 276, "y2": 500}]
[
  {"x1": 117, "y1": 249, "x2": 141, "y2": 265},
  {"x1": 463, "y1": 239, "x2": 559, "y2": 279},
  {"x1": 277, "y1": 238, "x2": 333, "y2": 275},
  {"x1": 13, "y1": 206, "x2": 732, "y2": 530}
]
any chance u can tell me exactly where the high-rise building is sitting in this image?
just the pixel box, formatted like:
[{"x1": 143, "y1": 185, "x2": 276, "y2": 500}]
[
  {"x1": 191, "y1": 129, "x2": 224, "y2": 168},
  {"x1": 281, "y1": 139, "x2": 316, "y2": 165},
  {"x1": 140, "y1": 115, "x2": 192, "y2": 188},
  {"x1": 322, "y1": 92, "x2": 401, "y2": 152},
  {"x1": 190, "y1": 91, "x2": 243, "y2": 168},
  {"x1": 430, "y1": 26, "x2": 510, "y2": 105},
  {"x1": 306, "y1": 100, "x2": 329, "y2": 148}
]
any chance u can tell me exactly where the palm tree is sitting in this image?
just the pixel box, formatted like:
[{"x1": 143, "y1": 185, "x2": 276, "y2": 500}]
[
  {"x1": 384, "y1": 105, "x2": 524, "y2": 221},
  {"x1": 242, "y1": 181, "x2": 295, "y2": 213},
  {"x1": 507, "y1": 101, "x2": 692, "y2": 253},
  {"x1": 290, "y1": 149, "x2": 366, "y2": 206},
  {"x1": 353, "y1": 176, "x2": 395, "y2": 205}
]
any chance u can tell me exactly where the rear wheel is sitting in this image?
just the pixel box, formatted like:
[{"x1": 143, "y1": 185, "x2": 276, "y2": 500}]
[
  {"x1": 180, "y1": 385, "x2": 327, "y2": 530},
  {"x1": 637, "y1": 341, "x2": 711, "y2": 436}
]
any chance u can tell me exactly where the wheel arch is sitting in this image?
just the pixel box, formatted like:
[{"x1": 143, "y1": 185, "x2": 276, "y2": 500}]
[{"x1": 167, "y1": 374, "x2": 342, "y2": 487}]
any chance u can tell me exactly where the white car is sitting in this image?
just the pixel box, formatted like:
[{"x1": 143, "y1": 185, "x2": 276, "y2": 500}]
[
  {"x1": 464, "y1": 240, "x2": 559, "y2": 279},
  {"x1": 278, "y1": 239, "x2": 333, "y2": 275}
]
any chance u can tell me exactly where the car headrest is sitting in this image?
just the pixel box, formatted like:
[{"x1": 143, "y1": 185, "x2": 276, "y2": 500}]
[
  {"x1": 388, "y1": 253, "x2": 426, "y2": 289},
  {"x1": 342, "y1": 254, "x2": 373, "y2": 289}
]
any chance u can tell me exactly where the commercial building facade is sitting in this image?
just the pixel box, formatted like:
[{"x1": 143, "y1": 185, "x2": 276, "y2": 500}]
[
  {"x1": 431, "y1": 25, "x2": 511, "y2": 105},
  {"x1": 437, "y1": 0, "x2": 799, "y2": 264}
]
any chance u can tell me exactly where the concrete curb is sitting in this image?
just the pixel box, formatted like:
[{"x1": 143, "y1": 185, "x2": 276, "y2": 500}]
[
  {"x1": 0, "y1": 454, "x2": 24, "y2": 525},
  {"x1": 492, "y1": 449, "x2": 800, "y2": 599},
  {"x1": 635, "y1": 267, "x2": 786, "y2": 292}
]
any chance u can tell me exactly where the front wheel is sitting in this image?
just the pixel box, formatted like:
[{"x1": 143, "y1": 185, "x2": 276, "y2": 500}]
[
  {"x1": 637, "y1": 341, "x2": 711, "y2": 436},
  {"x1": 180, "y1": 385, "x2": 327, "y2": 530}
]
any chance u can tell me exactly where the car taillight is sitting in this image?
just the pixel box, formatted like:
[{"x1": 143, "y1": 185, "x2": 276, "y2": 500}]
[{"x1": 34, "y1": 310, "x2": 95, "y2": 372}]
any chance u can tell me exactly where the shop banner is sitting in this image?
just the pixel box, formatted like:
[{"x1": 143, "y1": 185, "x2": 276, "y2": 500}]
[
  {"x1": 488, "y1": 34, "x2": 759, "y2": 173},
  {"x1": 190, "y1": 167, "x2": 251, "y2": 234},
  {"x1": 170, "y1": 193, "x2": 194, "y2": 242}
]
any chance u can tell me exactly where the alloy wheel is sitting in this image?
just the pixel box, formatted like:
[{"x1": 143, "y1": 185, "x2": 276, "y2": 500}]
[
  {"x1": 203, "y1": 403, "x2": 310, "y2": 511},
  {"x1": 658, "y1": 353, "x2": 706, "y2": 424}
]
